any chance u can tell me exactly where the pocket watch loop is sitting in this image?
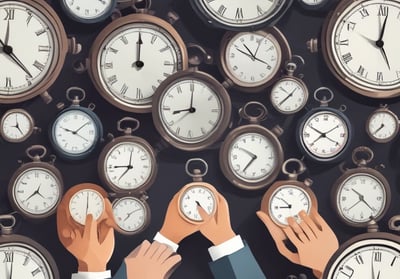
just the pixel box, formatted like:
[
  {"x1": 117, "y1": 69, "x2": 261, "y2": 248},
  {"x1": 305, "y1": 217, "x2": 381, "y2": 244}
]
[
  {"x1": 281, "y1": 158, "x2": 306, "y2": 180},
  {"x1": 187, "y1": 43, "x2": 214, "y2": 67},
  {"x1": 313, "y1": 86, "x2": 334, "y2": 107},
  {"x1": 285, "y1": 55, "x2": 305, "y2": 76},
  {"x1": 0, "y1": 214, "x2": 16, "y2": 235},
  {"x1": 352, "y1": 146, "x2": 374, "y2": 167},
  {"x1": 26, "y1": 145, "x2": 47, "y2": 161},
  {"x1": 389, "y1": 215, "x2": 400, "y2": 232},
  {"x1": 66, "y1": 87, "x2": 86, "y2": 105},
  {"x1": 185, "y1": 158, "x2": 208, "y2": 182},
  {"x1": 117, "y1": 117, "x2": 140, "y2": 135},
  {"x1": 239, "y1": 101, "x2": 268, "y2": 124},
  {"x1": 133, "y1": 0, "x2": 152, "y2": 13}
]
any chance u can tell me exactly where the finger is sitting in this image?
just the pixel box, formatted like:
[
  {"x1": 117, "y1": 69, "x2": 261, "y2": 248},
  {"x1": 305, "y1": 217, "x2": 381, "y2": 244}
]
[
  {"x1": 144, "y1": 241, "x2": 162, "y2": 258},
  {"x1": 161, "y1": 253, "x2": 182, "y2": 275},
  {"x1": 285, "y1": 218, "x2": 306, "y2": 244},
  {"x1": 103, "y1": 199, "x2": 117, "y2": 228},
  {"x1": 98, "y1": 218, "x2": 115, "y2": 244},
  {"x1": 127, "y1": 240, "x2": 151, "y2": 258},
  {"x1": 157, "y1": 244, "x2": 175, "y2": 263},
  {"x1": 256, "y1": 211, "x2": 287, "y2": 241},
  {"x1": 299, "y1": 210, "x2": 320, "y2": 236},
  {"x1": 152, "y1": 243, "x2": 170, "y2": 262},
  {"x1": 197, "y1": 204, "x2": 212, "y2": 223},
  {"x1": 83, "y1": 214, "x2": 97, "y2": 241},
  {"x1": 309, "y1": 210, "x2": 329, "y2": 231},
  {"x1": 298, "y1": 219, "x2": 317, "y2": 241},
  {"x1": 215, "y1": 193, "x2": 230, "y2": 224}
]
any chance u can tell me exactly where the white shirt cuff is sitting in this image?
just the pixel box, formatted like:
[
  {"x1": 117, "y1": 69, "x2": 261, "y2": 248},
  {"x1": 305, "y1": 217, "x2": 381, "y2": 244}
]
[
  {"x1": 71, "y1": 270, "x2": 111, "y2": 279},
  {"x1": 208, "y1": 235, "x2": 244, "y2": 261},
  {"x1": 153, "y1": 232, "x2": 179, "y2": 252}
]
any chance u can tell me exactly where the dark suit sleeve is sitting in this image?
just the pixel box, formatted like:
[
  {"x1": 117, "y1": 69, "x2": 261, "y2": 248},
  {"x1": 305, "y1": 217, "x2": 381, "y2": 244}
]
[
  {"x1": 112, "y1": 262, "x2": 127, "y2": 279},
  {"x1": 208, "y1": 243, "x2": 266, "y2": 279}
]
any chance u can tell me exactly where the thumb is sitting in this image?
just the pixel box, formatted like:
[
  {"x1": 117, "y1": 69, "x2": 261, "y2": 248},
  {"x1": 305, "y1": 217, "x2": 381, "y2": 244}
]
[{"x1": 197, "y1": 204, "x2": 212, "y2": 223}]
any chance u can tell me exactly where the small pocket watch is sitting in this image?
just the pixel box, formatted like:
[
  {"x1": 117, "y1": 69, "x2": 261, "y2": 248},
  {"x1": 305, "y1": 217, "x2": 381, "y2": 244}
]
[
  {"x1": 331, "y1": 146, "x2": 391, "y2": 228},
  {"x1": 270, "y1": 57, "x2": 309, "y2": 115},
  {"x1": 366, "y1": 105, "x2": 399, "y2": 143},
  {"x1": 0, "y1": 108, "x2": 39, "y2": 143},
  {"x1": 219, "y1": 102, "x2": 284, "y2": 191},
  {"x1": 60, "y1": 0, "x2": 117, "y2": 24},
  {"x1": 178, "y1": 158, "x2": 219, "y2": 224},
  {"x1": 296, "y1": 87, "x2": 352, "y2": 163},
  {"x1": 8, "y1": 145, "x2": 64, "y2": 220},
  {"x1": 260, "y1": 158, "x2": 318, "y2": 227},
  {"x1": 323, "y1": 217, "x2": 400, "y2": 279},
  {"x1": 49, "y1": 87, "x2": 104, "y2": 161},
  {"x1": 0, "y1": 214, "x2": 60, "y2": 279},
  {"x1": 218, "y1": 27, "x2": 291, "y2": 93}
]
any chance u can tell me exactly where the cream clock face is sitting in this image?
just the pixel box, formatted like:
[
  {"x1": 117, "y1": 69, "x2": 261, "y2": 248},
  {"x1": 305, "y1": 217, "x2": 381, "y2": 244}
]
[
  {"x1": 270, "y1": 78, "x2": 307, "y2": 114},
  {"x1": 112, "y1": 197, "x2": 147, "y2": 233},
  {"x1": 1, "y1": 109, "x2": 33, "y2": 142},
  {"x1": 62, "y1": 0, "x2": 114, "y2": 21},
  {"x1": 69, "y1": 189, "x2": 105, "y2": 225},
  {"x1": 367, "y1": 110, "x2": 398, "y2": 142},
  {"x1": 179, "y1": 186, "x2": 216, "y2": 222}
]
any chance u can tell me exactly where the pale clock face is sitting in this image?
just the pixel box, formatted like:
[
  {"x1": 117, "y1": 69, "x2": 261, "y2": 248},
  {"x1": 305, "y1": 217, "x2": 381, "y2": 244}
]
[
  {"x1": 112, "y1": 197, "x2": 147, "y2": 233},
  {"x1": 69, "y1": 189, "x2": 105, "y2": 225},
  {"x1": 270, "y1": 78, "x2": 307, "y2": 114},
  {"x1": 179, "y1": 186, "x2": 216, "y2": 222},
  {"x1": 62, "y1": 0, "x2": 114, "y2": 21},
  {"x1": 367, "y1": 110, "x2": 398, "y2": 142},
  {"x1": 1, "y1": 110, "x2": 33, "y2": 142}
]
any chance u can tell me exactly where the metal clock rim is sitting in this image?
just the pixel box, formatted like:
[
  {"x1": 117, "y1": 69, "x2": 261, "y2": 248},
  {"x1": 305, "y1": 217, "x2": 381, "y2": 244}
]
[
  {"x1": 60, "y1": 0, "x2": 117, "y2": 24},
  {"x1": 0, "y1": 108, "x2": 35, "y2": 143},
  {"x1": 365, "y1": 106, "x2": 400, "y2": 143}
]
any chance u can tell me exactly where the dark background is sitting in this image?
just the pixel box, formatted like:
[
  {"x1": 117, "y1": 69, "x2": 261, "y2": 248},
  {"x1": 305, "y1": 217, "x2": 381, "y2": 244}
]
[{"x1": 0, "y1": 0, "x2": 400, "y2": 278}]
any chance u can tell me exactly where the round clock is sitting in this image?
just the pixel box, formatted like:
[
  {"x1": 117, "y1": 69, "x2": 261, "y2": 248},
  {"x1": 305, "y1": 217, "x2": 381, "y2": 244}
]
[
  {"x1": 49, "y1": 87, "x2": 103, "y2": 161},
  {"x1": 189, "y1": 0, "x2": 293, "y2": 31},
  {"x1": 152, "y1": 69, "x2": 232, "y2": 151},
  {"x1": 331, "y1": 146, "x2": 391, "y2": 228},
  {"x1": 0, "y1": 0, "x2": 80, "y2": 104},
  {"x1": 88, "y1": 12, "x2": 188, "y2": 113},
  {"x1": 297, "y1": 0, "x2": 337, "y2": 12},
  {"x1": 0, "y1": 108, "x2": 37, "y2": 143},
  {"x1": 98, "y1": 117, "x2": 157, "y2": 194},
  {"x1": 366, "y1": 105, "x2": 399, "y2": 143},
  {"x1": 319, "y1": 0, "x2": 400, "y2": 98},
  {"x1": 218, "y1": 27, "x2": 291, "y2": 93},
  {"x1": 296, "y1": 87, "x2": 352, "y2": 163},
  {"x1": 270, "y1": 59, "x2": 309, "y2": 114},
  {"x1": 219, "y1": 102, "x2": 284, "y2": 190},
  {"x1": 60, "y1": 0, "x2": 117, "y2": 23},
  {"x1": 8, "y1": 145, "x2": 64, "y2": 221},
  {"x1": 0, "y1": 214, "x2": 60, "y2": 279},
  {"x1": 260, "y1": 158, "x2": 318, "y2": 227}
]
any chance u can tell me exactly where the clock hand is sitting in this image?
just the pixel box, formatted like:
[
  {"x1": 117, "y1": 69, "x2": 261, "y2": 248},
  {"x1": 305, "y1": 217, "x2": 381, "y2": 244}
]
[
  {"x1": 172, "y1": 107, "x2": 196, "y2": 114},
  {"x1": 372, "y1": 123, "x2": 385, "y2": 135},
  {"x1": 253, "y1": 37, "x2": 263, "y2": 57},
  {"x1": 134, "y1": 32, "x2": 144, "y2": 69},
  {"x1": 379, "y1": 47, "x2": 391, "y2": 70},
  {"x1": 372, "y1": 248, "x2": 376, "y2": 279},
  {"x1": 73, "y1": 121, "x2": 90, "y2": 134},
  {"x1": 118, "y1": 164, "x2": 133, "y2": 181},
  {"x1": 25, "y1": 184, "x2": 42, "y2": 202},
  {"x1": 242, "y1": 43, "x2": 256, "y2": 60},
  {"x1": 235, "y1": 47, "x2": 256, "y2": 60},
  {"x1": 9, "y1": 252, "x2": 13, "y2": 279},
  {"x1": 128, "y1": 150, "x2": 133, "y2": 167},
  {"x1": 123, "y1": 209, "x2": 142, "y2": 221},
  {"x1": 279, "y1": 88, "x2": 297, "y2": 106},
  {"x1": 243, "y1": 156, "x2": 256, "y2": 172},
  {"x1": 113, "y1": 165, "x2": 131, "y2": 168},
  {"x1": 73, "y1": 132, "x2": 89, "y2": 142},
  {"x1": 238, "y1": 147, "x2": 257, "y2": 158},
  {"x1": 5, "y1": 20, "x2": 10, "y2": 45},
  {"x1": 376, "y1": 271, "x2": 381, "y2": 279},
  {"x1": 348, "y1": 200, "x2": 362, "y2": 211},
  {"x1": 377, "y1": 13, "x2": 389, "y2": 44},
  {"x1": 60, "y1": 126, "x2": 74, "y2": 133},
  {"x1": 351, "y1": 188, "x2": 364, "y2": 200},
  {"x1": 189, "y1": 85, "x2": 194, "y2": 109},
  {"x1": 276, "y1": 197, "x2": 292, "y2": 208},
  {"x1": 323, "y1": 125, "x2": 339, "y2": 135},
  {"x1": 358, "y1": 33, "x2": 376, "y2": 45},
  {"x1": 86, "y1": 192, "x2": 89, "y2": 217},
  {"x1": 12, "y1": 116, "x2": 24, "y2": 135},
  {"x1": 0, "y1": 43, "x2": 33, "y2": 78}
]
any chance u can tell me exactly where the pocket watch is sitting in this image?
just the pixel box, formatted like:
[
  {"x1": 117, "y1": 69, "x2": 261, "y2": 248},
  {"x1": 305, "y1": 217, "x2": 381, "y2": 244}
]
[
  {"x1": 49, "y1": 87, "x2": 104, "y2": 161},
  {"x1": 0, "y1": 108, "x2": 39, "y2": 143},
  {"x1": 0, "y1": 0, "x2": 81, "y2": 104},
  {"x1": 296, "y1": 87, "x2": 352, "y2": 163},
  {"x1": 8, "y1": 145, "x2": 64, "y2": 220},
  {"x1": 270, "y1": 57, "x2": 309, "y2": 114},
  {"x1": 323, "y1": 218, "x2": 400, "y2": 279},
  {"x1": 310, "y1": 0, "x2": 400, "y2": 98},
  {"x1": 98, "y1": 117, "x2": 157, "y2": 194},
  {"x1": 219, "y1": 102, "x2": 284, "y2": 191},
  {"x1": 260, "y1": 158, "x2": 318, "y2": 227},
  {"x1": 0, "y1": 214, "x2": 60, "y2": 279},
  {"x1": 366, "y1": 104, "x2": 399, "y2": 143},
  {"x1": 178, "y1": 158, "x2": 219, "y2": 223},
  {"x1": 218, "y1": 27, "x2": 291, "y2": 93},
  {"x1": 60, "y1": 0, "x2": 117, "y2": 23},
  {"x1": 189, "y1": 0, "x2": 293, "y2": 31},
  {"x1": 87, "y1": 1, "x2": 188, "y2": 113},
  {"x1": 331, "y1": 146, "x2": 391, "y2": 228},
  {"x1": 152, "y1": 69, "x2": 232, "y2": 151}
]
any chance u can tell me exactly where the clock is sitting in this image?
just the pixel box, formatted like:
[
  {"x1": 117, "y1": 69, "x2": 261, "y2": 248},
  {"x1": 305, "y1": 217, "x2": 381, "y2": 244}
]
[
  {"x1": 260, "y1": 158, "x2": 318, "y2": 226},
  {"x1": 218, "y1": 27, "x2": 291, "y2": 93},
  {"x1": 366, "y1": 105, "x2": 399, "y2": 143},
  {"x1": 296, "y1": 87, "x2": 352, "y2": 163},
  {"x1": 60, "y1": 0, "x2": 117, "y2": 24},
  {"x1": 219, "y1": 101, "x2": 284, "y2": 190},
  {"x1": 0, "y1": 108, "x2": 37, "y2": 143},
  {"x1": 152, "y1": 69, "x2": 232, "y2": 151},
  {"x1": 49, "y1": 87, "x2": 103, "y2": 161},
  {"x1": 8, "y1": 145, "x2": 64, "y2": 221},
  {"x1": 0, "y1": 0, "x2": 81, "y2": 104},
  {"x1": 0, "y1": 214, "x2": 60, "y2": 279},
  {"x1": 316, "y1": 0, "x2": 400, "y2": 98},
  {"x1": 297, "y1": 0, "x2": 338, "y2": 12},
  {"x1": 189, "y1": 0, "x2": 293, "y2": 31},
  {"x1": 88, "y1": 12, "x2": 188, "y2": 113},
  {"x1": 331, "y1": 146, "x2": 391, "y2": 228}
]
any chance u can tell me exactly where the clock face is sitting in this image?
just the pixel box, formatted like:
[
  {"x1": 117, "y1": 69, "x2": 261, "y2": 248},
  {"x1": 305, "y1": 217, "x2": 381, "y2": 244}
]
[
  {"x1": 270, "y1": 77, "x2": 308, "y2": 114},
  {"x1": 103, "y1": 141, "x2": 153, "y2": 191},
  {"x1": 112, "y1": 197, "x2": 147, "y2": 233},
  {"x1": 1, "y1": 109, "x2": 33, "y2": 142},
  {"x1": 367, "y1": 109, "x2": 398, "y2": 142},
  {"x1": 329, "y1": 0, "x2": 400, "y2": 92},
  {"x1": 179, "y1": 185, "x2": 217, "y2": 222},
  {"x1": 11, "y1": 168, "x2": 61, "y2": 217},
  {"x1": 69, "y1": 189, "x2": 105, "y2": 225},
  {"x1": 0, "y1": 243, "x2": 54, "y2": 279},
  {"x1": 0, "y1": 1, "x2": 56, "y2": 96},
  {"x1": 300, "y1": 110, "x2": 349, "y2": 160},
  {"x1": 336, "y1": 173, "x2": 387, "y2": 225},
  {"x1": 62, "y1": 0, "x2": 114, "y2": 21},
  {"x1": 301, "y1": 0, "x2": 326, "y2": 6}
]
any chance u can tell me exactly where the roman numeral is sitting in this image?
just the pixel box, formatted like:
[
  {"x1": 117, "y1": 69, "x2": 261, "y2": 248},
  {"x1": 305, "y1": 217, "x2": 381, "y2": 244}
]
[
  {"x1": 378, "y1": 5, "x2": 389, "y2": 16},
  {"x1": 4, "y1": 8, "x2": 15, "y2": 20},
  {"x1": 235, "y1": 8, "x2": 243, "y2": 20},
  {"x1": 355, "y1": 254, "x2": 364, "y2": 264},
  {"x1": 357, "y1": 65, "x2": 368, "y2": 78},
  {"x1": 109, "y1": 47, "x2": 118, "y2": 54},
  {"x1": 374, "y1": 251, "x2": 382, "y2": 262},
  {"x1": 120, "y1": 35, "x2": 128, "y2": 45},
  {"x1": 5, "y1": 77, "x2": 11, "y2": 88},
  {"x1": 104, "y1": 62, "x2": 113, "y2": 69},
  {"x1": 377, "y1": 72, "x2": 383, "y2": 81},
  {"x1": 347, "y1": 22, "x2": 356, "y2": 31},
  {"x1": 107, "y1": 75, "x2": 117, "y2": 85},
  {"x1": 257, "y1": 5, "x2": 264, "y2": 15},
  {"x1": 360, "y1": 8, "x2": 369, "y2": 18},
  {"x1": 26, "y1": 11, "x2": 33, "y2": 25},
  {"x1": 33, "y1": 60, "x2": 45, "y2": 71},
  {"x1": 338, "y1": 39, "x2": 349, "y2": 46},
  {"x1": 38, "y1": 45, "x2": 51, "y2": 52},
  {"x1": 35, "y1": 28, "x2": 47, "y2": 36},
  {"x1": 136, "y1": 88, "x2": 143, "y2": 99},
  {"x1": 31, "y1": 267, "x2": 41, "y2": 276},
  {"x1": 217, "y1": 5, "x2": 227, "y2": 16},
  {"x1": 120, "y1": 83, "x2": 128, "y2": 95},
  {"x1": 159, "y1": 45, "x2": 170, "y2": 52},
  {"x1": 342, "y1": 53, "x2": 353, "y2": 64},
  {"x1": 3, "y1": 251, "x2": 13, "y2": 262}
]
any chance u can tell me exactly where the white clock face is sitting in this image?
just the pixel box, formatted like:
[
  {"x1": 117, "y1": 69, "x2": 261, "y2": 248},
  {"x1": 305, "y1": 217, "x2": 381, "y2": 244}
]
[
  {"x1": 179, "y1": 186, "x2": 216, "y2": 222},
  {"x1": 98, "y1": 22, "x2": 184, "y2": 108},
  {"x1": 1, "y1": 110, "x2": 33, "y2": 142},
  {"x1": 367, "y1": 110, "x2": 398, "y2": 142},
  {"x1": 104, "y1": 141, "x2": 153, "y2": 190},
  {"x1": 0, "y1": 243, "x2": 53, "y2": 279},
  {"x1": 112, "y1": 197, "x2": 147, "y2": 233},
  {"x1": 336, "y1": 173, "x2": 387, "y2": 224},
  {"x1": 269, "y1": 185, "x2": 311, "y2": 226},
  {"x1": 63, "y1": 0, "x2": 114, "y2": 20},
  {"x1": 0, "y1": 1, "x2": 56, "y2": 96},
  {"x1": 53, "y1": 110, "x2": 98, "y2": 155},
  {"x1": 331, "y1": 0, "x2": 400, "y2": 91},
  {"x1": 326, "y1": 239, "x2": 400, "y2": 278},
  {"x1": 228, "y1": 132, "x2": 278, "y2": 183},
  {"x1": 69, "y1": 189, "x2": 105, "y2": 225},
  {"x1": 159, "y1": 79, "x2": 223, "y2": 144},
  {"x1": 301, "y1": 111, "x2": 349, "y2": 159},
  {"x1": 270, "y1": 78, "x2": 307, "y2": 114},
  {"x1": 301, "y1": 0, "x2": 325, "y2": 6},
  {"x1": 224, "y1": 32, "x2": 281, "y2": 87},
  {"x1": 12, "y1": 168, "x2": 61, "y2": 216}
]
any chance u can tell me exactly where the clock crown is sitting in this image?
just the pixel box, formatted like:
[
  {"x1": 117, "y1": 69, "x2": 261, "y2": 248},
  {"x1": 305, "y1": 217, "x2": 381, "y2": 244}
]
[{"x1": 0, "y1": 214, "x2": 16, "y2": 236}]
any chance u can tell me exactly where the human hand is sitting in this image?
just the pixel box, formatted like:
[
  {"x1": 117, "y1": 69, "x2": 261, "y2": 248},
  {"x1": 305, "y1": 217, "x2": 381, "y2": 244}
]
[
  {"x1": 257, "y1": 210, "x2": 338, "y2": 276},
  {"x1": 125, "y1": 240, "x2": 182, "y2": 279}
]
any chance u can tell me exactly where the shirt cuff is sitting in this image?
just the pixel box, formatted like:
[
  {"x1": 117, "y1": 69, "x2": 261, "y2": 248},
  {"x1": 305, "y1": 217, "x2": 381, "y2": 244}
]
[
  {"x1": 71, "y1": 270, "x2": 111, "y2": 279},
  {"x1": 208, "y1": 235, "x2": 244, "y2": 261},
  {"x1": 153, "y1": 232, "x2": 179, "y2": 252}
]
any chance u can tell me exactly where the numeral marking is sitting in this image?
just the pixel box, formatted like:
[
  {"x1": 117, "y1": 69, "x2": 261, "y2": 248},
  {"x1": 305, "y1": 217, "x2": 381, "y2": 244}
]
[
  {"x1": 109, "y1": 47, "x2": 118, "y2": 54},
  {"x1": 35, "y1": 28, "x2": 47, "y2": 36},
  {"x1": 136, "y1": 88, "x2": 143, "y2": 99},
  {"x1": 26, "y1": 11, "x2": 32, "y2": 25},
  {"x1": 347, "y1": 22, "x2": 356, "y2": 31},
  {"x1": 151, "y1": 35, "x2": 158, "y2": 44},
  {"x1": 31, "y1": 267, "x2": 41, "y2": 276},
  {"x1": 23, "y1": 256, "x2": 30, "y2": 266},
  {"x1": 38, "y1": 45, "x2": 51, "y2": 52},
  {"x1": 217, "y1": 5, "x2": 227, "y2": 16},
  {"x1": 357, "y1": 65, "x2": 368, "y2": 78},
  {"x1": 378, "y1": 5, "x2": 389, "y2": 16},
  {"x1": 5, "y1": 77, "x2": 11, "y2": 88},
  {"x1": 338, "y1": 39, "x2": 349, "y2": 46},
  {"x1": 159, "y1": 45, "x2": 170, "y2": 53},
  {"x1": 120, "y1": 83, "x2": 128, "y2": 95},
  {"x1": 120, "y1": 35, "x2": 128, "y2": 45},
  {"x1": 107, "y1": 75, "x2": 117, "y2": 85},
  {"x1": 33, "y1": 60, "x2": 45, "y2": 71},
  {"x1": 355, "y1": 254, "x2": 364, "y2": 264},
  {"x1": 257, "y1": 5, "x2": 264, "y2": 15},
  {"x1": 342, "y1": 53, "x2": 353, "y2": 64},
  {"x1": 104, "y1": 62, "x2": 113, "y2": 69},
  {"x1": 377, "y1": 72, "x2": 383, "y2": 81},
  {"x1": 4, "y1": 8, "x2": 15, "y2": 20},
  {"x1": 360, "y1": 8, "x2": 369, "y2": 18},
  {"x1": 235, "y1": 8, "x2": 243, "y2": 20},
  {"x1": 374, "y1": 251, "x2": 382, "y2": 262}
]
